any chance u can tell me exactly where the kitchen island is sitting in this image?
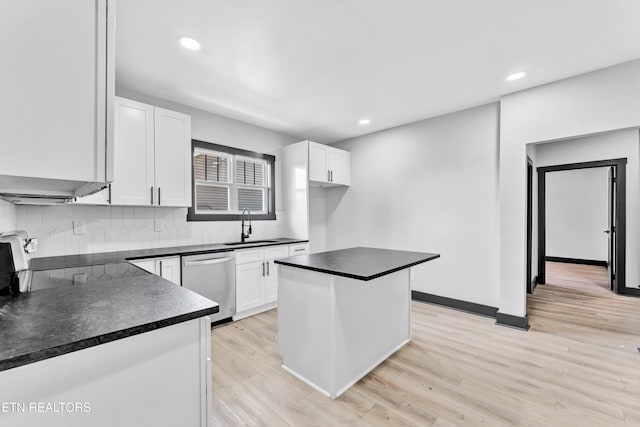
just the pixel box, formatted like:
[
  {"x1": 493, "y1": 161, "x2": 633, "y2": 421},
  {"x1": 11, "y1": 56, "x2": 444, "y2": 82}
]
[{"x1": 275, "y1": 247, "x2": 440, "y2": 399}]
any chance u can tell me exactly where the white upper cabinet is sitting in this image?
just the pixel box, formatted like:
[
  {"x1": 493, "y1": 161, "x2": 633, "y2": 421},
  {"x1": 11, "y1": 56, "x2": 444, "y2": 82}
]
[
  {"x1": 327, "y1": 148, "x2": 350, "y2": 186},
  {"x1": 111, "y1": 98, "x2": 155, "y2": 206},
  {"x1": 307, "y1": 141, "x2": 350, "y2": 187},
  {"x1": 154, "y1": 108, "x2": 192, "y2": 207},
  {"x1": 76, "y1": 98, "x2": 192, "y2": 207},
  {"x1": 0, "y1": 0, "x2": 115, "y2": 198},
  {"x1": 308, "y1": 143, "x2": 329, "y2": 182}
]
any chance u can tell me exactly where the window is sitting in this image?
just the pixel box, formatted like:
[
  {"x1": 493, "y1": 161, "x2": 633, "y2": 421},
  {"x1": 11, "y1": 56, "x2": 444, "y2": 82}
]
[{"x1": 188, "y1": 140, "x2": 276, "y2": 221}]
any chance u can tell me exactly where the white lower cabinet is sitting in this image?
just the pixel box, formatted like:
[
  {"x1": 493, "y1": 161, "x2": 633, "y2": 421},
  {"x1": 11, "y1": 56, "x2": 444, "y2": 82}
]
[
  {"x1": 130, "y1": 256, "x2": 181, "y2": 286},
  {"x1": 234, "y1": 245, "x2": 290, "y2": 320},
  {"x1": 236, "y1": 261, "x2": 264, "y2": 313},
  {"x1": 0, "y1": 317, "x2": 212, "y2": 427}
]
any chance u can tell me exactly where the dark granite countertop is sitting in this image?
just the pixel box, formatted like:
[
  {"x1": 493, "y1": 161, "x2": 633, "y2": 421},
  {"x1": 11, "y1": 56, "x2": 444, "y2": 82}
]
[
  {"x1": 30, "y1": 237, "x2": 308, "y2": 271},
  {"x1": 1, "y1": 238, "x2": 307, "y2": 372},
  {"x1": 275, "y1": 247, "x2": 440, "y2": 281},
  {"x1": 0, "y1": 267, "x2": 218, "y2": 372}
]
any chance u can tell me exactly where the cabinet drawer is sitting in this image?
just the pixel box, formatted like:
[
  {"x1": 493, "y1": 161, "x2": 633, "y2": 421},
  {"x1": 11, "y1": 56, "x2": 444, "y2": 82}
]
[
  {"x1": 289, "y1": 243, "x2": 310, "y2": 256},
  {"x1": 235, "y1": 248, "x2": 265, "y2": 265},
  {"x1": 265, "y1": 246, "x2": 289, "y2": 261}
]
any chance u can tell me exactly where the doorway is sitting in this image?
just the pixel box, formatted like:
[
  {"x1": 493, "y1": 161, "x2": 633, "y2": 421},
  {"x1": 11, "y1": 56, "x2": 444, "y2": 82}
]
[{"x1": 536, "y1": 158, "x2": 637, "y2": 295}]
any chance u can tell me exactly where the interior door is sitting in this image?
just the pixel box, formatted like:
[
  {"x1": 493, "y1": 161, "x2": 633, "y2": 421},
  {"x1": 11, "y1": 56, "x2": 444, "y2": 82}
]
[{"x1": 607, "y1": 166, "x2": 617, "y2": 291}]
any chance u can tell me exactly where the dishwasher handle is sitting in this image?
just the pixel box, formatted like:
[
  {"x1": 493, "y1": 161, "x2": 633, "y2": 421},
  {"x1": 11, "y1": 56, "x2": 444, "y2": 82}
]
[{"x1": 183, "y1": 256, "x2": 234, "y2": 267}]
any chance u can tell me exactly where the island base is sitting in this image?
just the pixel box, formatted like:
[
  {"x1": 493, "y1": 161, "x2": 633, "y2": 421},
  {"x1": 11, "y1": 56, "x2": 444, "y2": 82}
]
[{"x1": 278, "y1": 266, "x2": 411, "y2": 399}]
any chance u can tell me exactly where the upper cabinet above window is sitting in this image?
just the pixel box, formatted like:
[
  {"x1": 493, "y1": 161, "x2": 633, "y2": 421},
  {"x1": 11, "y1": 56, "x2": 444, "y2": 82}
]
[
  {"x1": 75, "y1": 97, "x2": 192, "y2": 207},
  {"x1": 308, "y1": 141, "x2": 350, "y2": 187}
]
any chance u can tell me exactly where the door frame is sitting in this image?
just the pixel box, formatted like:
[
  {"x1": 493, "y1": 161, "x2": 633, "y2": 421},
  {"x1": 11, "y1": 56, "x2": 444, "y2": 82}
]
[
  {"x1": 526, "y1": 157, "x2": 534, "y2": 294},
  {"x1": 536, "y1": 158, "x2": 636, "y2": 295}
]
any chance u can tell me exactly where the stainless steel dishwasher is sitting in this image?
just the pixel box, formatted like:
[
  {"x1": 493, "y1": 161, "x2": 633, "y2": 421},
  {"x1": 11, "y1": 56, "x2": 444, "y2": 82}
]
[{"x1": 182, "y1": 252, "x2": 235, "y2": 324}]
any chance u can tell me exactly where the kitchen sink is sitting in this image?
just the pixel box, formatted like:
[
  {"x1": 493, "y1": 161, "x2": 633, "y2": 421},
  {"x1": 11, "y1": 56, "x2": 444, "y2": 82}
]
[{"x1": 223, "y1": 240, "x2": 279, "y2": 246}]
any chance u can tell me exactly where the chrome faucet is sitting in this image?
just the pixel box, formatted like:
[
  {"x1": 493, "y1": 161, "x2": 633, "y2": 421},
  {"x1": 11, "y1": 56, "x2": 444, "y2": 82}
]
[{"x1": 240, "y1": 209, "x2": 252, "y2": 242}]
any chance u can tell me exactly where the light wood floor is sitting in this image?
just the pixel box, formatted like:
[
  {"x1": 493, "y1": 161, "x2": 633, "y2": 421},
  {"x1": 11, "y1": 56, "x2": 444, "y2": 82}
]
[{"x1": 211, "y1": 263, "x2": 640, "y2": 426}]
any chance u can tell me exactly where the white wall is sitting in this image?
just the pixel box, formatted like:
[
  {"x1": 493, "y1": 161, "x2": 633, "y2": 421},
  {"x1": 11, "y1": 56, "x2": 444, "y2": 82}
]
[
  {"x1": 19, "y1": 92, "x2": 302, "y2": 258},
  {"x1": 308, "y1": 187, "x2": 327, "y2": 253},
  {"x1": 534, "y1": 129, "x2": 640, "y2": 287},
  {"x1": 500, "y1": 59, "x2": 640, "y2": 317},
  {"x1": 546, "y1": 168, "x2": 609, "y2": 261},
  {"x1": 0, "y1": 200, "x2": 16, "y2": 233},
  {"x1": 327, "y1": 103, "x2": 501, "y2": 308}
]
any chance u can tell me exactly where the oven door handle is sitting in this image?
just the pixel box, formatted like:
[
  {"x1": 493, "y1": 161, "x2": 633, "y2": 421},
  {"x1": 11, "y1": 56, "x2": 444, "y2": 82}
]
[{"x1": 183, "y1": 257, "x2": 234, "y2": 267}]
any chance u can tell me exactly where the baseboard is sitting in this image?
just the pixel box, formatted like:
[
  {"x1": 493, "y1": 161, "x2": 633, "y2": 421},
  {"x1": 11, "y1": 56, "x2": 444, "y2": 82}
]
[
  {"x1": 232, "y1": 302, "x2": 277, "y2": 321},
  {"x1": 411, "y1": 291, "x2": 498, "y2": 318},
  {"x1": 619, "y1": 287, "x2": 640, "y2": 296},
  {"x1": 495, "y1": 312, "x2": 530, "y2": 331},
  {"x1": 545, "y1": 256, "x2": 607, "y2": 267}
]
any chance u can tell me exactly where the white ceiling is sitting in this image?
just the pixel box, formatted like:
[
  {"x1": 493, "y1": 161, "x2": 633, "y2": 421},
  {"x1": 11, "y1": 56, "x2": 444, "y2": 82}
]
[{"x1": 116, "y1": 0, "x2": 640, "y2": 143}]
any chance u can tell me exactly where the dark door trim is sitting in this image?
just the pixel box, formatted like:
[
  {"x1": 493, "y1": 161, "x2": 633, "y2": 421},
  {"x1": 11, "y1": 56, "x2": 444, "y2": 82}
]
[
  {"x1": 526, "y1": 157, "x2": 534, "y2": 294},
  {"x1": 537, "y1": 158, "x2": 630, "y2": 294}
]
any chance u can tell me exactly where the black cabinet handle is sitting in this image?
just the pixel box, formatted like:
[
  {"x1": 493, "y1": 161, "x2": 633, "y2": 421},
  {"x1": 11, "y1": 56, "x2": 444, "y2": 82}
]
[
  {"x1": 107, "y1": 184, "x2": 112, "y2": 204},
  {"x1": 262, "y1": 262, "x2": 265, "y2": 277},
  {"x1": 266, "y1": 262, "x2": 270, "y2": 276},
  {"x1": 158, "y1": 187, "x2": 161, "y2": 206},
  {"x1": 150, "y1": 186, "x2": 154, "y2": 205}
]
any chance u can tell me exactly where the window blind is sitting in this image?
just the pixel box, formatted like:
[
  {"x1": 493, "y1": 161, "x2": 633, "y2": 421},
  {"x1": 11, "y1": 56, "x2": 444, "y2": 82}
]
[
  {"x1": 194, "y1": 151, "x2": 230, "y2": 183},
  {"x1": 237, "y1": 187, "x2": 264, "y2": 211},
  {"x1": 235, "y1": 159, "x2": 264, "y2": 186},
  {"x1": 195, "y1": 184, "x2": 229, "y2": 211}
]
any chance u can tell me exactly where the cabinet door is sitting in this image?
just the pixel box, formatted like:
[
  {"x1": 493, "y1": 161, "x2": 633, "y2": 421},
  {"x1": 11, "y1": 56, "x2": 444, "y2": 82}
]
[
  {"x1": 263, "y1": 246, "x2": 289, "y2": 304},
  {"x1": 154, "y1": 108, "x2": 192, "y2": 207},
  {"x1": 264, "y1": 260, "x2": 279, "y2": 304},
  {"x1": 308, "y1": 142, "x2": 329, "y2": 183},
  {"x1": 111, "y1": 98, "x2": 155, "y2": 205},
  {"x1": 157, "y1": 257, "x2": 181, "y2": 285},
  {"x1": 328, "y1": 148, "x2": 350, "y2": 186},
  {"x1": 0, "y1": 0, "x2": 112, "y2": 184},
  {"x1": 236, "y1": 261, "x2": 264, "y2": 312}
]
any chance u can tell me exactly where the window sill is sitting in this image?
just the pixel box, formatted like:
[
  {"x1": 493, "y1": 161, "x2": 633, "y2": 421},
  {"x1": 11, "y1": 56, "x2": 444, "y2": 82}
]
[{"x1": 186, "y1": 211, "x2": 277, "y2": 222}]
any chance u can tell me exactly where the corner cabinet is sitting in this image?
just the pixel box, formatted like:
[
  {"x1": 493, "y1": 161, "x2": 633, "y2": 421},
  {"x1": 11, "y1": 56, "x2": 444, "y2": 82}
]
[
  {"x1": 76, "y1": 97, "x2": 192, "y2": 207},
  {"x1": 0, "y1": 0, "x2": 115, "y2": 197},
  {"x1": 130, "y1": 256, "x2": 181, "y2": 286},
  {"x1": 308, "y1": 141, "x2": 350, "y2": 187}
]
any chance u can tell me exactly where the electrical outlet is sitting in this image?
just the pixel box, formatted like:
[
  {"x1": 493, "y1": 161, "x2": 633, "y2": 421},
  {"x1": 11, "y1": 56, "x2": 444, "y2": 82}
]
[
  {"x1": 72, "y1": 273, "x2": 87, "y2": 285},
  {"x1": 154, "y1": 219, "x2": 164, "y2": 232},
  {"x1": 73, "y1": 220, "x2": 86, "y2": 235}
]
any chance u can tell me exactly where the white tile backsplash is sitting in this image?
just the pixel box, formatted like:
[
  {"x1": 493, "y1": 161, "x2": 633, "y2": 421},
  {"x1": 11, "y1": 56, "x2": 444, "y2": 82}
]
[
  {"x1": 17, "y1": 205, "x2": 286, "y2": 258},
  {"x1": 0, "y1": 200, "x2": 16, "y2": 233}
]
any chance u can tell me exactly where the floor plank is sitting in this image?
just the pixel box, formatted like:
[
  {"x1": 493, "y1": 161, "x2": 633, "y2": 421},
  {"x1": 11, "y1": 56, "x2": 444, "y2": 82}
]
[{"x1": 210, "y1": 262, "x2": 640, "y2": 426}]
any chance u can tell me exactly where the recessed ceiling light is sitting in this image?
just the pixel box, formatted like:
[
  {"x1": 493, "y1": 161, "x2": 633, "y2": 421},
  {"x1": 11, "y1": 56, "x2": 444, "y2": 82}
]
[
  {"x1": 178, "y1": 36, "x2": 201, "y2": 51},
  {"x1": 506, "y1": 71, "x2": 527, "y2": 81},
  {"x1": 358, "y1": 119, "x2": 371, "y2": 126}
]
